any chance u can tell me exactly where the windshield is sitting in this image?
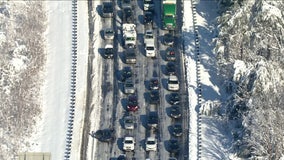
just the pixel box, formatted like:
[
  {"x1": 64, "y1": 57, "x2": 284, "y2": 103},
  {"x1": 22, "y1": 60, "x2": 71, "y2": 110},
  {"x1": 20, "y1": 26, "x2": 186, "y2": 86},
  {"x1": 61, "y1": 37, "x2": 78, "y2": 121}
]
[
  {"x1": 106, "y1": 30, "x2": 113, "y2": 34},
  {"x1": 146, "y1": 47, "x2": 154, "y2": 50},
  {"x1": 169, "y1": 80, "x2": 178, "y2": 84},
  {"x1": 125, "y1": 140, "x2": 133, "y2": 144},
  {"x1": 147, "y1": 141, "x2": 155, "y2": 144}
]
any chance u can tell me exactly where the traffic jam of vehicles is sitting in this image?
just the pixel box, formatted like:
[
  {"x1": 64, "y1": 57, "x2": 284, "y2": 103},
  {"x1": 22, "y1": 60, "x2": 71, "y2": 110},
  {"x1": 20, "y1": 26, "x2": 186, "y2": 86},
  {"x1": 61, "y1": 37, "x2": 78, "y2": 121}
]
[{"x1": 94, "y1": 0, "x2": 186, "y2": 159}]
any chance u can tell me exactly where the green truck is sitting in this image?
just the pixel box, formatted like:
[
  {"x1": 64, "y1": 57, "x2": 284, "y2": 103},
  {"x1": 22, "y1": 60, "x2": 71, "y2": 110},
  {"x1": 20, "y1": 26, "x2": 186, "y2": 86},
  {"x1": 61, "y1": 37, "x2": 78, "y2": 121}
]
[{"x1": 162, "y1": 0, "x2": 176, "y2": 30}]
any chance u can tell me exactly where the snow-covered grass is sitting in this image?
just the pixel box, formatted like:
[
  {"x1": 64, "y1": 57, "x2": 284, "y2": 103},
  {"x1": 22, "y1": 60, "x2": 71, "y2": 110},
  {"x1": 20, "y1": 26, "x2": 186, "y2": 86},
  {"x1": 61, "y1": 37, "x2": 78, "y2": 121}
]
[{"x1": 0, "y1": 1, "x2": 46, "y2": 159}]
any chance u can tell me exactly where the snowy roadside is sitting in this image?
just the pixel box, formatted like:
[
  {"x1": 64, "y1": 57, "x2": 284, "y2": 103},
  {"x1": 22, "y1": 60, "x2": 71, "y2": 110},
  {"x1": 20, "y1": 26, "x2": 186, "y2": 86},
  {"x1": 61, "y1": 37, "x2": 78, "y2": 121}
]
[
  {"x1": 187, "y1": 0, "x2": 235, "y2": 159},
  {"x1": 182, "y1": 0, "x2": 198, "y2": 159},
  {"x1": 182, "y1": 0, "x2": 235, "y2": 159},
  {"x1": 70, "y1": 1, "x2": 89, "y2": 159},
  {"x1": 29, "y1": 1, "x2": 73, "y2": 159},
  {"x1": 85, "y1": 1, "x2": 104, "y2": 159}
]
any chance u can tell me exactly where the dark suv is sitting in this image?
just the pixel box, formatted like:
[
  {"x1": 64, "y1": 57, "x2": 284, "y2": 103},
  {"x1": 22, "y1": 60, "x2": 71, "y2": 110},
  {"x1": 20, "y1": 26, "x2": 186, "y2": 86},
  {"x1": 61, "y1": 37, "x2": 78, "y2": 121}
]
[{"x1": 102, "y1": 2, "x2": 113, "y2": 18}]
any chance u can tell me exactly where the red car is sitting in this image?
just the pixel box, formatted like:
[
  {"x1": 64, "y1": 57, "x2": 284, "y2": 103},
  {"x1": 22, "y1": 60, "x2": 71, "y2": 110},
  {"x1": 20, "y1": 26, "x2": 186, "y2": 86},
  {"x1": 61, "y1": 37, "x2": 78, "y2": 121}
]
[{"x1": 127, "y1": 95, "x2": 139, "y2": 112}]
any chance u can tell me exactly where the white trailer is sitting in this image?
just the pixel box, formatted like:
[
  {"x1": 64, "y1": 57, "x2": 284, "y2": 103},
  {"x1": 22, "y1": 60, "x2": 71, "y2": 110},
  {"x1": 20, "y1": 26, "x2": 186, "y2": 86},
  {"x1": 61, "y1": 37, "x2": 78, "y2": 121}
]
[{"x1": 123, "y1": 23, "x2": 136, "y2": 48}]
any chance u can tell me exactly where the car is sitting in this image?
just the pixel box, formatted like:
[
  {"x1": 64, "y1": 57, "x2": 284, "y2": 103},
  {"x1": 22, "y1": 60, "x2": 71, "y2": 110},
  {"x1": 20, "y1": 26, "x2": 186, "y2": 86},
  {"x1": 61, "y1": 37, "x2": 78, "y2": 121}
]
[
  {"x1": 148, "y1": 112, "x2": 158, "y2": 128},
  {"x1": 104, "y1": 44, "x2": 114, "y2": 59},
  {"x1": 125, "y1": 48, "x2": 137, "y2": 64},
  {"x1": 171, "y1": 124, "x2": 183, "y2": 137},
  {"x1": 145, "y1": 30, "x2": 154, "y2": 39},
  {"x1": 149, "y1": 90, "x2": 159, "y2": 104},
  {"x1": 145, "y1": 137, "x2": 157, "y2": 151},
  {"x1": 123, "y1": 136, "x2": 135, "y2": 151},
  {"x1": 144, "y1": 0, "x2": 154, "y2": 11},
  {"x1": 127, "y1": 94, "x2": 139, "y2": 112},
  {"x1": 94, "y1": 129, "x2": 115, "y2": 142},
  {"x1": 122, "y1": 0, "x2": 131, "y2": 8},
  {"x1": 124, "y1": 115, "x2": 135, "y2": 129},
  {"x1": 123, "y1": 7, "x2": 134, "y2": 23},
  {"x1": 166, "y1": 62, "x2": 176, "y2": 75},
  {"x1": 169, "y1": 92, "x2": 180, "y2": 105},
  {"x1": 168, "y1": 139, "x2": 180, "y2": 153},
  {"x1": 164, "y1": 33, "x2": 174, "y2": 46},
  {"x1": 104, "y1": 28, "x2": 114, "y2": 40},
  {"x1": 124, "y1": 78, "x2": 135, "y2": 94},
  {"x1": 169, "y1": 105, "x2": 182, "y2": 119},
  {"x1": 117, "y1": 154, "x2": 126, "y2": 160},
  {"x1": 144, "y1": 11, "x2": 153, "y2": 24},
  {"x1": 121, "y1": 67, "x2": 132, "y2": 82},
  {"x1": 166, "y1": 47, "x2": 176, "y2": 61},
  {"x1": 168, "y1": 75, "x2": 179, "y2": 91},
  {"x1": 102, "y1": 2, "x2": 113, "y2": 18},
  {"x1": 149, "y1": 78, "x2": 159, "y2": 90}
]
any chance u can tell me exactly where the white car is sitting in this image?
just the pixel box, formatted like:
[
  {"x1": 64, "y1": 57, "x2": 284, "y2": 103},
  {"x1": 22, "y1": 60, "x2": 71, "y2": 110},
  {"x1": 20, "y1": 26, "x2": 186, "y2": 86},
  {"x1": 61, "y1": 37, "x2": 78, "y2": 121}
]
[
  {"x1": 168, "y1": 75, "x2": 179, "y2": 91},
  {"x1": 104, "y1": 28, "x2": 114, "y2": 40},
  {"x1": 123, "y1": 136, "x2": 135, "y2": 151},
  {"x1": 145, "y1": 137, "x2": 157, "y2": 151}
]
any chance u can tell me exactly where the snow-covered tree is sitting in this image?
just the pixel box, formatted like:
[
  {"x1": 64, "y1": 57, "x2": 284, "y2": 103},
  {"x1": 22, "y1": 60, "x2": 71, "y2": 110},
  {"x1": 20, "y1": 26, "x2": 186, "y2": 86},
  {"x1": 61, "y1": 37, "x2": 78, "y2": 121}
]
[{"x1": 215, "y1": 0, "x2": 284, "y2": 158}]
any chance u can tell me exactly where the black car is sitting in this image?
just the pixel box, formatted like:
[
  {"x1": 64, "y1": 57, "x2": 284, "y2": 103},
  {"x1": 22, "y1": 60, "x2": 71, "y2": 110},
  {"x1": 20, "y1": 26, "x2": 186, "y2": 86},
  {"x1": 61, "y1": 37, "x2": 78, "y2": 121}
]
[
  {"x1": 164, "y1": 33, "x2": 174, "y2": 46},
  {"x1": 121, "y1": 67, "x2": 132, "y2": 82},
  {"x1": 166, "y1": 62, "x2": 176, "y2": 75},
  {"x1": 105, "y1": 45, "x2": 113, "y2": 59},
  {"x1": 102, "y1": 2, "x2": 113, "y2": 18},
  {"x1": 169, "y1": 105, "x2": 181, "y2": 119},
  {"x1": 144, "y1": 11, "x2": 153, "y2": 24},
  {"x1": 171, "y1": 124, "x2": 183, "y2": 137},
  {"x1": 166, "y1": 47, "x2": 176, "y2": 61},
  {"x1": 168, "y1": 139, "x2": 180, "y2": 153},
  {"x1": 123, "y1": 7, "x2": 134, "y2": 23},
  {"x1": 149, "y1": 78, "x2": 159, "y2": 90},
  {"x1": 148, "y1": 112, "x2": 158, "y2": 128},
  {"x1": 149, "y1": 90, "x2": 160, "y2": 104},
  {"x1": 169, "y1": 92, "x2": 180, "y2": 105},
  {"x1": 94, "y1": 129, "x2": 115, "y2": 142}
]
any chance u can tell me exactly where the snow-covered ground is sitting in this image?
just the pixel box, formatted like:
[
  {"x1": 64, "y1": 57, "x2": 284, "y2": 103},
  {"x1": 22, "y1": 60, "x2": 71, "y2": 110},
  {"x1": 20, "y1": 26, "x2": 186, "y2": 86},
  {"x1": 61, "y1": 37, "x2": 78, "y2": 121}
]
[
  {"x1": 182, "y1": 0, "x2": 198, "y2": 159},
  {"x1": 24, "y1": 1, "x2": 88, "y2": 159},
  {"x1": 183, "y1": 0, "x2": 234, "y2": 159}
]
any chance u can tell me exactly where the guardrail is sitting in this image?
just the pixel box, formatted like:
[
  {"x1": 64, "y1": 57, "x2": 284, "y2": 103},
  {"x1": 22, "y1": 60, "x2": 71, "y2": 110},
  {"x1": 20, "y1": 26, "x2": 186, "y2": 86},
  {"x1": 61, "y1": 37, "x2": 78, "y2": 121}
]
[
  {"x1": 64, "y1": 0, "x2": 78, "y2": 159},
  {"x1": 190, "y1": 0, "x2": 203, "y2": 159}
]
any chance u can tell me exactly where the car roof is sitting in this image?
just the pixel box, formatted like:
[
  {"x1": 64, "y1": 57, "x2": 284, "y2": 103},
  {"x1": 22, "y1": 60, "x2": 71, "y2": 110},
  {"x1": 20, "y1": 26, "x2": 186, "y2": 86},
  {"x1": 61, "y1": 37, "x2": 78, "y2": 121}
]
[
  {"x1": 169, "y1": 75, "x2": 178, "y2": 80},
  {"x1": 147, "y1": 137, "x2": 156, "y2": 141},
  {"x1": 124, "y1": 136, "x2": 134, "y2": 140}
]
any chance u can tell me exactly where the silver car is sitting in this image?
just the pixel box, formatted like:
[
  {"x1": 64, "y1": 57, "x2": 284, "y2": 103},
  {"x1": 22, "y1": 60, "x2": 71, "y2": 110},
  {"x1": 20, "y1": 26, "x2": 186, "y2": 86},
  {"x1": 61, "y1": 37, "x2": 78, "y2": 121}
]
[
  {"x1": 104, "y1": 28, "x2": 114, "y2": 40},
  {"x1": 124, "y1": 79, "x2": 135, "y2": 94},
  {"x1": 124, "y1": 116, "x2": 134, "y2": 130}
]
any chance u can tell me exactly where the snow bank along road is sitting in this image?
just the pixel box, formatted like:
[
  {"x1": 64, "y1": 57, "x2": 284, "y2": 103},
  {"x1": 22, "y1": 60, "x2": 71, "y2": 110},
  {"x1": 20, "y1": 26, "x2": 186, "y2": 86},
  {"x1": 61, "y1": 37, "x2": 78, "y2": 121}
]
[{"x1": 79, "y1": 0, "x2": 190, "y2": 159}]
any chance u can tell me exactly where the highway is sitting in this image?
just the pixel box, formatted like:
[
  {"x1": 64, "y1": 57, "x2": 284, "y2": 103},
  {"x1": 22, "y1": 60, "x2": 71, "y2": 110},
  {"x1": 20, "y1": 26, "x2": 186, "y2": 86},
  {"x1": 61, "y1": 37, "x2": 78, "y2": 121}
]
[{"x1": 86, "y1": 0, "x2": 189, "y2": 159}]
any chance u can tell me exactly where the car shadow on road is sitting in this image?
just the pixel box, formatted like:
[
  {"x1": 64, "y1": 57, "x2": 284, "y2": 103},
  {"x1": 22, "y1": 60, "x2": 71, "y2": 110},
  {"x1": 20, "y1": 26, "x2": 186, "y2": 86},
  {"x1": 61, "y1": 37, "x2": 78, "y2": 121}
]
[
  {"x1": 117, "y1": 137, "x2": 124, "y2": 151},
  {"x1": 161, "y1": 78, "x2": 168, "y2": 90},
  {"x1": 139, "y1": 114, "x2": 147, "y2": 129},
  {"x1": 121, "y1": 98, "x2": 128, "y2": 111}
]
